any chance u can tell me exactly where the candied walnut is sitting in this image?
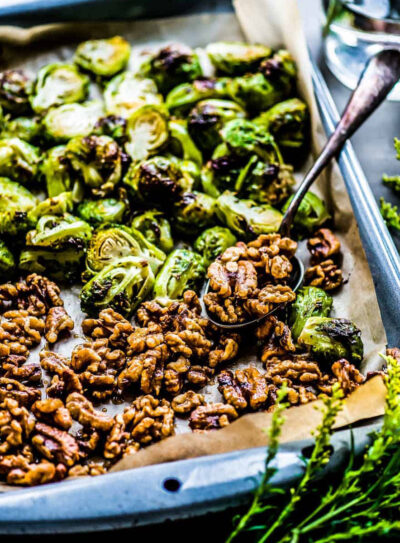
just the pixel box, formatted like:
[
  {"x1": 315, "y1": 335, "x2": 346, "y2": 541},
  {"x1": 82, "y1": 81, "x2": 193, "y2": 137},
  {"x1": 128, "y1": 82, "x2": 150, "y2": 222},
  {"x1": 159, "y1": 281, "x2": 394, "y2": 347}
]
[
  {"x1": 171, "y1": 391, "x2": 205, "y2": 414},
  {"x1": 0, "y1": 327, "x2": 28, "y2": 356},
  {"x1": 209, "y1": 334, "x2": 240, "y2": 368},
  {"x1": 0, "y1": 283, "x2": 18, "y2": 312},
  {"x1": 286, "y1": 385, "x2": 318, "y2": 405},
  {"x1": 32, "y1": 422, "x2": 79, "y2": 467},
  {"x1": 1, "y1": 356, "x2": 41, "y2": 384},
  {"x1": 82, "y1": 308, "x2": 134, "y2": 348},
  {"x1": 189, "y1": 403, "x2": 238, "y2": 431},
  {"x1": 118, "y1": 346, "x2": 167, "y2": 395},
  {"x1": 104, "y1": 395, "x2": 174, "y2": 460},
  {"x1": 234, "y1": 260, "x2": 258, "y2": 298},
  {"x1": 305, "y1": 259, "x2": 343, "y2": 291},
  {"x1": 331, "y1": 359, "x2": 365, "y2": 395},
  {"x1": 187, "y1": 365, "x2": 214, "y2": 387},
  {"x1": 0, "y1": 398, "x2": 35, "y2": 453},
  {"x1": 2, "y1": 310, "x2": 45, "y2": 347},
  {"x1": 127, "y1": 324, "x2": 164, "y2": 354},
  {"x1": 204, "y1": 292, "x2": 245, "y2": 323},
  {"x1": 164, "y1": 357, "x2": 191, "y2": 395},
  {"x1": 165, "y1": 329, "x2": 212, "y2": 359},
  {"x1": 23, "y1": 274, "x2": 63, "y2": 314},
  {"x1": 66, "y1": 392, "x2": 113, "y2": 432},
  {"x1": 208, "y1": 261, "x2": 232, "y2": 298},
  {"x1": 247, "y1": 234, "x2": 297, "y2": 257},
  {"x1": 307, "y1": 228, "x2": 341, "y2": 264},
  {"x1": 32, "y1": 399, "x2": 72, "y2": 430},
  {"x1": 0, "y1": 377, "x2": 40, "y2": 406},
  {"x1": 2, "y1": 456, "x2": 64, "y2": 486},
  {"x1": 218, "y1": 368, "x2": 269, "y2": 411},
  {"x1": 40, "y1": 351, "x2": 82, "y2": 398},
  {"x1": 68, "y1": 462, "x2": 106, "y2": 478},
  {"x1": 220, "y1": 242, "x2": 248, "y2": 263},
  {"x1": 45, "y1": 307, "x2": 74, "y2": 344},
  {"x1": 258, "y1": 316, "x2": 296, "y2": 362}
]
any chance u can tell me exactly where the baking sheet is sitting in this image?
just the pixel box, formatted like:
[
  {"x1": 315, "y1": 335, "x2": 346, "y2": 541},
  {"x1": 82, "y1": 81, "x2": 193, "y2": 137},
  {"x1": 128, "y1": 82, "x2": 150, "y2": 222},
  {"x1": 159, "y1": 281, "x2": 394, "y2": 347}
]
[{"x1": 0, "y1": 0, "x2": 387, "y2": 485}]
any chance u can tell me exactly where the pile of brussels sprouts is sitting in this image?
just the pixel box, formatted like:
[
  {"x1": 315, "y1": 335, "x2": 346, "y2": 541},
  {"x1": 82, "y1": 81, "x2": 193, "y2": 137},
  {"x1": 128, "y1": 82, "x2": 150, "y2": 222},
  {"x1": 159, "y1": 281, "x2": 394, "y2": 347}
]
[{"x1": 0, "y1": 37, "x2": 330, "y2": 317}]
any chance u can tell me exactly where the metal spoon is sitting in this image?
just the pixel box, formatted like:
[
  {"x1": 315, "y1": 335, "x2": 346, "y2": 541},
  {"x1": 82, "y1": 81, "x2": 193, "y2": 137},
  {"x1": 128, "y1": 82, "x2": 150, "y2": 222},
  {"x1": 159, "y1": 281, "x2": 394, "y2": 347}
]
[{"x1": 204, "y1": 48, "x2": 400, "y2": 330}]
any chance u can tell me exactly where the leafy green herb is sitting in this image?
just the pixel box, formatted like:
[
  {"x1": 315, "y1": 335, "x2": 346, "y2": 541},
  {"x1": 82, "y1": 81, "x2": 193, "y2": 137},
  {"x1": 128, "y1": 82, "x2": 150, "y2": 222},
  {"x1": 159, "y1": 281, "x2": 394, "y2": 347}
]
[{"x1": 380, "y1": 197, "x2": 400, "y2": 231}]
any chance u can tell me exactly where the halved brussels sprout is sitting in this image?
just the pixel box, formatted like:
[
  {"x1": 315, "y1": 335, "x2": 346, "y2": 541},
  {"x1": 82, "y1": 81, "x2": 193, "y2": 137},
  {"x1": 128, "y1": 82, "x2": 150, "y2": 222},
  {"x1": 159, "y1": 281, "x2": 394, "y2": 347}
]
[
  {"x1": 215, "y1": 191, "x2": 282, "y2": 237},
  {"x1": 125, "y1": 104, "x2": 169, "y2": 161},
  {"x1": 173, "y1": 191, "x2": 216, "y2": 236},
  {"x1": 188, "y1": 99, "x2": 246, "y2": 153},
  {"x1": 0, "y1": 239, "x2": 15, "y2": 279},
  {"x1": 194, "y1": 226, "x2": 237, "y2": 267},
  {"x1": 66, "y1": 135, "x2": 123, "y2": 197},
  {"x1": 0, "y1": 177, "x2": 38, "y2": 236},
  {"x1": 104, "y1": 72, "x2": 163, "y2": 118},
  {"x1": 80, "y1": 255, "x2": 155, "y2": 317},
  {"x1": 0, "y1": 69, "x2": 33, "y2": 115},
  {"x1": 201, "y1": 144, "x2": 247, "y2": 198},
  {"x1": 77, "y1": 197, "x2": 127, "y2": 226},
  {"x1": 131, "y1": 209, "x2": 174, "y2": 253},
  {"x1": 206, "y1": 42, "x2": 272, "y2": 75},
  {"x1": 26, "y1": 214, "x2": 92, "y2": 250},
  {"x1": 74, "y1": 36, "x2": 131, "y2": 77},
  {"x1": 168, "y1": 119, "x2": 202, "y2": 166},
  {"x1": 84, "y1": 224, "x2": 165, "y2": 279},
  {"x1": 153, "y1": 248, "x2": 205, "y2": 302},
  {"x1": 0, "y1": 116, "x2": 42, "y2": 143},
  {"x1": 31, "y1": 63, "x2": 89, "y2": 113},
  {"x1": 93, "y1": 115, "x2": 127, "y2": 143},
  {"x1": 221, "y1": 118, "x2": 281, "y2": 162},
  {"x1": 41, "y1": 145, "x2": 76, "y2": 198},
  {"x1": 140, "y1": 43, "x2": 202, "y2": 94},
  {"x1": 19, "y1": 247, "x2": 83, "y2": 283},
  {"x1": 43, "y1": 100, "x2": 104, "y2": 143},
  {"x1": 165, "y1": 77, "x2": 230, "y2": 113},
  {"x1": 282, "y1": 191, "x2": 330, "y2": 232},
  {"x1": 0, "y1": 137, "x2": 40, "y2": 185},
  {"x1": 28, "y1": 192, "x2": 74, "y2": 223},
  {"x1": 289, "y1": 286, "x2": 333, "y2": 341}
]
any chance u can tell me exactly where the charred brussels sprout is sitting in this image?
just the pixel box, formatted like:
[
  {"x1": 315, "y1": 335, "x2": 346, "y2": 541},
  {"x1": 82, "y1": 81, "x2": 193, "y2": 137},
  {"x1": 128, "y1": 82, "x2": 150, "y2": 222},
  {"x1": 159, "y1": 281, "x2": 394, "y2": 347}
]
[
  {"x1": 153, "y1": 248, "x2": 205, "y2": 302},
  {"x1": 125, "y1": 104, "x2": 169, "y2": 161},
  {"x1": 43, "y1": 100, "x2": 103, "y2": 143},
  {"x1": 0, "y1": 177, "x2": 37, "y2": 236},
  {"x1": 93, "y1": 115, "x2": 127, "y2": 143},
  {"x1": 28, "y1": 192, "x2": 74, "y2": 223},
  {"x1": 124, "y1": 155, "x2": 194, "y2": 206},
  {"x1": 131, "y1": 210, "x2": 173, "y2": 253},
  {"x1": 74, "y1": 36, "x2": 130, "y2": 77},
  {"x1": 194, "y1": 226, "x2": 237, "y2": 267},
  {"x1": 206, "y1": 42, "x2": 271, "y2": 75},
  {"x1": 1, "y1": 116, "x2": 42, "y2": 143},
  {"x1": 289, "y1": 286, "x2": 333, "y2": 341},
  {"x1": 173, "y1": 191, "x2": 216, "y2": 235},
  {"x1": 0, "y1": 239, "x2": 15, "y2": 279},
  {"x1": 104, "y1": 72, "x2": 162, "y2": 118},
  {"x1": 19, "y1": 247, "x2": 83, "y2": 282},
  {"x1": 66, "y1": 135, "x2": 123, "y2": 197},
  {"x1": 166, "y1": 78, "x2": 229, "y2": 113},
  {"x1": 77, "y1": 197, "x2": 127, "y2": 226},
  {"x1": 282, "y1": 191, "x2": 330, "y2": 232},
  {"x1": 221, "y1": 118, "x2": 281, "y2": 162},
  {"x1": 188, "y1": 99, "x2": 246, "y2": 154},
  {"x1": 254, "y1": 98, "x2": 309, "y2": 161},
  {"x1": 80, "y1": 255, "x2": 154, "y2": 317},
  {"x1": 0, "y1": 69, "x2": 33, "y2": 115},
  {"x1": 85, "y1": 224, "x2": 165, "y2": 279},
  {"x1": 298, "y1": 317, "x2": 363, "y2": 364},
  {"x1": 201, "y1": 146, "x2": 247, "y2": 198},
  {"x1": 0, "y1": 137, "x2": 40, "y2": 185},
  {"x1": 41, "y1": 145, "x2": 76, "y2": 198},
  {"x1": 141, "y1": 44, "x2": 202, "y2": 94},
  {"x1": 25, "y1": 214, "x2": 92, "y2": 250},
  {"x1": 168, "y1": 119, "x2": 202, "y2": 166},
  {"x1": 30, "y1": 64, "x2": 89, "y2": 114},
  {"x1": 215, "y1": 191, "x2": 282, "y2": 237}
]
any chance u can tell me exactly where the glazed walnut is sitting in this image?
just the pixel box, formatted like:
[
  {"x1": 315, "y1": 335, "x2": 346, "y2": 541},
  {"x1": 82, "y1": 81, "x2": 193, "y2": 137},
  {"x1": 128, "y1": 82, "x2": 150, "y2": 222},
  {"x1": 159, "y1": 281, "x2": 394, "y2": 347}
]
[
  {"x1": 171, "y1": 390, "x2": 205, "y2": 414},
  {"x1": 305, "y1": 259, "x2": 343, "y2": 291},
  {"x1": 258, "y1": 316, "x2": 296, "y2": 362},
  {"x1": 82, "y1": 308, "x2": 134, "y2": 348},
  {"x1": 0, "y1": 377, "x2": 40, "y2": 406},
  {"x1": 45, "y1": 307, "x2": 74, "y2": 344},
  {"x1": 31, "y1": 399, "x2": 72, "y2": 430},
  {"x1": 218, "y1": 368, "x2": 269, "y2": 411},
  {"x1": 1, "y1": 310, "x2": 45, "y2": 348},
  {"x1": 66, "y1": 392, "x2": 114, "y2": 432},
  {"x1": 0, "y1": 455, "x2": 64, "y2": 485},
  {"x1": 40, "y1": 351, "x2": 83, "y2": 398},
  {"x1": 189, "y1": 403, "x2": 238, "y2": 431},
  {"x1": 0, "y1": 398, "x2": 35, "y2": 454},
  {"x1": 31, "y1": 422, "x2": 80, "y2": 467},
  {"x1": 331, "y1": 358, "x2": 365, "y2": 395},
  {"x1": 307, "y1": 228, "x2": 341, "y2": 264}
]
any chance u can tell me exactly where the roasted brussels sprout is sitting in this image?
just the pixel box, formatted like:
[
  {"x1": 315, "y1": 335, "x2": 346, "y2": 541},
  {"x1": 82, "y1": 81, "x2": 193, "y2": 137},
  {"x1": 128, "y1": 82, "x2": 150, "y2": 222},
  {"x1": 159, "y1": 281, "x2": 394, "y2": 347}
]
[
  {"x1": 201, "y1": 145, "x2": 247, "y2": 198},
  {"x1": 206, "y1": 42, "x2": 271, "y2": 75},
  {"x1": 80, "y1": 255, "x2": 155, "y2": 317},
  {"x1": 282, "y1": 191, "x2": 330, "y2": 232},
  {"x1": 104, "y1": 72, "x2": 162, "y2": 118},
  {"x1": 0, "y1": 239, "x2": 15, "y2": 279},
  {"x1": 297, "y1": 316, "x2": 363, "y2": 364},
  {"x1": 19, "y1": 247, "x2": 83, "y2": 283},
  {"x1": 0, "y1": 137, "x2": 40, "y2": 185},
  {"x1": 0, "y1": 177, "x2": 38, "y2": 236},
  {"x1": 194, "y1": 226, "x2": 237, "y2": 266},
  {"x1": 188, "y1": 99, "x2": 246, "y2": 153},
  {"x1": 125, "y1": 104, "x2": 169, "y2": 161},
  {"x1": 0, "y1": 69, "x2": 33, "y2": 115},
  {"x1": 25, "y1": 214, "x2": 92, "y2": 250},
  {"x1": 85, "y1": 224, "x2": 165, "y2": 279},
  {"x1": 215, "y1": 191, "x2": 282, "y2": 237},
  {"x1": 74, "y1": 36, "x2": 130, "y2": 77},
  {"x1": 168, "y1": 119, "x2": 202, "y2": 166},
  {"x1": 77, "y1": 197, "x2": 127, "y2": 226},
  {"x1": 41, "y1": 145, "x2": 76, "y2": 198},
  {"x1": 131, "y1": 209, "x2": 174, "y2": 253},
  {"x1": 93, "y1": 115, "x2": 127, "y2": 143},
  {"x1": 28, "y1": 192, "x2": 74, "y2": 223},
  {"x1": 66, "y1": 135, "x2": 123, "y2": 197},
  {"x1": 221, "y1": 118, "x2": 281, "y2": 162},
  {"x1": 289, "y1": 286, "x2": 333, "y2": 341},
  {"x1": 140, "y1": 44, "x2": 202, "y2": 94},
  {"x1": 0, "y1": 116, "x2": 42, "y2": 143},
  {"x1": 165, "y1": 77, "x2": 230, "y2": 113},
  {"x1": 30, "y1": 63, "x2": 89, "y2": 114},
  {"x1": 123, "y1": 155, "x2": 194, "y2": 206},
  {"x1": 42, "y1": 100, "x2": 103, "y2": 143},
  {"x1": 153, "y1": 248, "x2": 205, "y2": 302},
  {"x1": 173, "y1": 191, "x2": 216, "y2": 235}
]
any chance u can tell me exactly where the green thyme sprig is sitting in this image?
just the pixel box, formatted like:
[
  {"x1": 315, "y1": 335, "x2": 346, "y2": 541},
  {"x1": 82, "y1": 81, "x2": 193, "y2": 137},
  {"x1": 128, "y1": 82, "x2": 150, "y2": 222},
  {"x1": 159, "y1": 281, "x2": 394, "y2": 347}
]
[{"x1": 380, "y1": 197, "x2": 400, "y2": 231}]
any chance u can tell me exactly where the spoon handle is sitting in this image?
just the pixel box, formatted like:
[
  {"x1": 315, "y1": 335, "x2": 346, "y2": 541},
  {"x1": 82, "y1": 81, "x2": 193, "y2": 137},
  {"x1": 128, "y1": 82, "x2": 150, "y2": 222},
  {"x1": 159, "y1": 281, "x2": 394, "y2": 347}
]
[{"x1": 279, "y1": 48, "x2": 400, "y2": 238}]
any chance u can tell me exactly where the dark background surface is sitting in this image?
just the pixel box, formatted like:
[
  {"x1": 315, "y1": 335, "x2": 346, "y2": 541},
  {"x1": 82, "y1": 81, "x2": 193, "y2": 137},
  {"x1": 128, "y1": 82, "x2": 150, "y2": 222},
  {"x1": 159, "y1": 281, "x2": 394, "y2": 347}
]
[{"x1": 1, "y1": 0, "x2": 400, "y2": 540}]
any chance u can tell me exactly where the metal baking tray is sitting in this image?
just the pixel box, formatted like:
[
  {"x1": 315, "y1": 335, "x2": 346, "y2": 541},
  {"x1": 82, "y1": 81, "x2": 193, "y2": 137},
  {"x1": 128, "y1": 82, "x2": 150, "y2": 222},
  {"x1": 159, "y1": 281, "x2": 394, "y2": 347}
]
[{"x1": 0, "y1": 58, "x2": 398, "y2": 534}]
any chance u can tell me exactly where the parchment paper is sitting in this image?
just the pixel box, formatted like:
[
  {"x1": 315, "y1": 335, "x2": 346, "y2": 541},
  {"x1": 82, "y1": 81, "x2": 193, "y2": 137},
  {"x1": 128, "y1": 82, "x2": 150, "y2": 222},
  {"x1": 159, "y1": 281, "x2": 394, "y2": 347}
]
[{"x1": 0, "y1": 0, "x2": 388, "y2": 482}]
